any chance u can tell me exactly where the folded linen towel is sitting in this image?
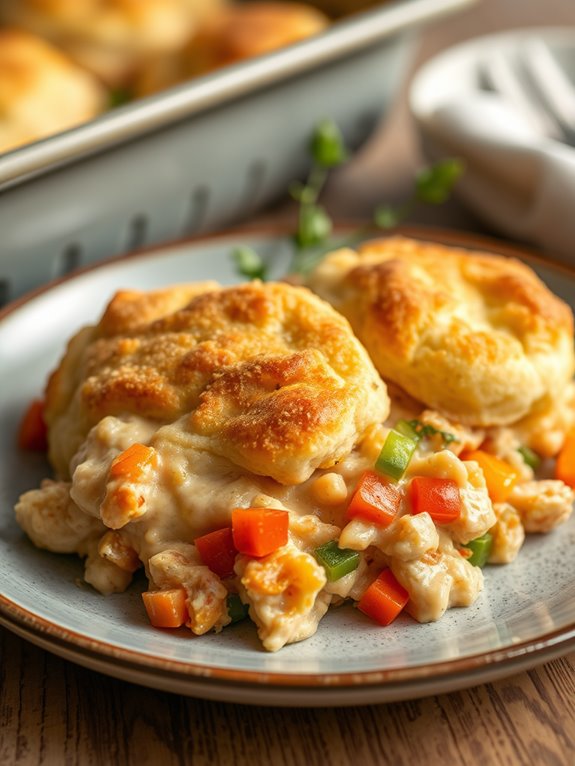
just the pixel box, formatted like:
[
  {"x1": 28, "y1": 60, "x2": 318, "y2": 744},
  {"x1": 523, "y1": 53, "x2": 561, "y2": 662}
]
[{"x1": 410, "y1": 29, "x2": 575, "y2": 261}]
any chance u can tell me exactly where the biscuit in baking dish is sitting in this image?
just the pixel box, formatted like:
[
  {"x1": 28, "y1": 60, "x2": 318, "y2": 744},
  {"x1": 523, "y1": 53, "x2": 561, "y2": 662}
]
[
  {"x1": 191, "y1": 1, "x2": 328, "y2": 64},
  {"x1": 135, "y1": 1, "x2": 329, "y2": 96},
  {"x1": 0, "y1": 28, "x2": 106, "y2": 154},
  {"x1": 45, "y1": 280, "x2": 389, "y2": 484},
  {"x1": 306, "y1": 236, "x2": 575, "y2": 427},
  {"x1": 0, "y1": 0, "x2": 204, "y2": 87}
]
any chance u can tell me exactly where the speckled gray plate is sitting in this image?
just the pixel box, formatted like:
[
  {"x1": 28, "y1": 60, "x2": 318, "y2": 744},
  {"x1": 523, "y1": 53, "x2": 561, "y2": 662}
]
[{"x1": 1, "y1": 227, "x2": 574, "y2": 706}]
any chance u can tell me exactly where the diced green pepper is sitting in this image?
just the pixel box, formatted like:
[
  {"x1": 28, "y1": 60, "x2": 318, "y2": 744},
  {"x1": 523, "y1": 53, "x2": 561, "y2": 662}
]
[
  {"x1": 517, "y1": 445, "x2": 540, "y2": 470},
  {"x1": 394, "y1": 419, "x2": 421, "y2": 442},
  {"x1": 227, "y1": 593, "x2": 249, "y2": 623},
  {"x1": 313, "y1": 540, "x2": 360, "y2": 582},
  {"x1": 375, "y1": 429, "x2": 417, "y2": 481},
  {"x1": 466, "y1": 533, "x2": 493, "y2": 567}
]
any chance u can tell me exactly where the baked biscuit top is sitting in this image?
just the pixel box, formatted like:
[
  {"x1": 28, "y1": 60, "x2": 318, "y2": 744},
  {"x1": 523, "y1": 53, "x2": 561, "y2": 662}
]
[
  {"x1": 45, "y1": 281, "x2": 389, "y2": 483},
  {"x1": 0, "y1": 28, "x2": 106, "y2": 154},
  {"x1": 0, "y1": 0, "x2": 196, "y2": 51},
  {"x1": 306, "y1": 236, "x2": 574, "y2": 427},
  {"x1": 135, "y1": 1, "x2": 329, "y2": 96},
  {"x1": 196, "y1": 2, "x2": 329, "y2": 63}
]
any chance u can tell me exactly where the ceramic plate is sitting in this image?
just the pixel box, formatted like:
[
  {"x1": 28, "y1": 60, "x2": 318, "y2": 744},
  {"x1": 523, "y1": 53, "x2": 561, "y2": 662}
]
[{"x1": 1, "y1": 227, "x2": 575, "y2": 707}]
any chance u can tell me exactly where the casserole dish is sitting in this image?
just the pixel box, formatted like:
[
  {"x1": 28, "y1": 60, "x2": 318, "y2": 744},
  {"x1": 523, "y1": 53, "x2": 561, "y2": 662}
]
[{"x1": 0, "y1": 0, "x2": 474, "y2": 303}]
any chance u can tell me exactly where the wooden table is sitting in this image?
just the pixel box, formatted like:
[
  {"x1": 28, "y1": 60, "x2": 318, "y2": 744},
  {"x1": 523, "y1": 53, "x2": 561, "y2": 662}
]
[{"x1": 2, "y1": 1, "x2": 575, "y2": 764}]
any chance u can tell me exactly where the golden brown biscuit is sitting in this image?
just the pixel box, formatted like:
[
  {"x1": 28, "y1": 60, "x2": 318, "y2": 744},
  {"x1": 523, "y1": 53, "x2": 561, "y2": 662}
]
[
  {"x1": 45, "y1": 280, "x2": 219, "y2": 473},
  {"x1": 0, "y1": 0, "x2": 203, "y2": 87},
  {"x1": 98, "y1": 281, "x2": 220, "y2": 335},
  {"x1": 0, "y1": 28, "x2": 106, "y2": 154},
  {"x1": 306, "y1": 236, "x2": 575, "y2": 427},
  {"x1": 135, "y1": 1, "x2": 328, "y2": 96},
  {"x1": 195, "y1": 2, "x2": 328, "y2": 63},
  {"x1": 45, "y1": 281, "x2": 389, "y2": 483}
]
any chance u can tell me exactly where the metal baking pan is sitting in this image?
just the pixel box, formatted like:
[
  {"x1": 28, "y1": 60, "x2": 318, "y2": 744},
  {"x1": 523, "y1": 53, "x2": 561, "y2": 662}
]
[{"x1": 0, "y1": 0, "x2": 474, "y2": 303}]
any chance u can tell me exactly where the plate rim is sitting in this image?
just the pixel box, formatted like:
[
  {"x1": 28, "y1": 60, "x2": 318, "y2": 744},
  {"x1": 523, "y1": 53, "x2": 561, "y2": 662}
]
[
  {"x1": 2, "y1": 223, "x2": 575, "y2": 694},
  {"x1": 2, "y1": 609, "x2": 574, "y2": 707},
  {"x1": 2, "y1": 590, "x2": 575, "y2": 689}
]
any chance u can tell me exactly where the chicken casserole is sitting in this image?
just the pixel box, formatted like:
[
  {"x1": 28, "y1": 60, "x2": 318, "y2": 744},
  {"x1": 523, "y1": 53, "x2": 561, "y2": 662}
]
[{"x1": 14, "y1": 237, "x2": 575, "y2": 651}]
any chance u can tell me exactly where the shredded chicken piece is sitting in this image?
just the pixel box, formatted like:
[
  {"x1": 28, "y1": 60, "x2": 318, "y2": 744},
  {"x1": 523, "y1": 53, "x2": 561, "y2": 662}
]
[
  {"x1": 508, "y1": 480, "x2": 574, "y2": 533},
  {"x1": 514, "y1": 381, "x2": 575, "y2": 458},
  {"x1": 451, "y1": 460, "x2": 496, "y2": 545},
  {"x1": 81, "y1": 537, "x2": 133, "y2": 595},
  {"x1": 324, "y1": 555, "x2": 369, "y2": 599},
  {"x1": 288, "y1": 512, "x2": 340, "y2": 552},
  {"x1": 237, "y1": 543, "x2": 327, "y2": 652},
  {"x1": 98, "y1": 530, "x2": 141, "y2": 572},
  {"x1": 408, "y1": 449, "x2": 468, "y2": 487},
  {"x1": 339, "y1": 512, "x2": 439, "y2": 562},
  {"x1": 15, "y1": 479, "x2": 104, "y2": 553},
  {"x1": 391, "y1": 534, "x2": 483, "y2": 623},
  {"x1": 481, "y1": 428, "x2": 534, "y2": 481},
  {"x1": 149, "y1": 546, "x2": 229, "y2": 634},
  {"x1": 488, "y1": 503, "x2": 525, "y2": 564}
]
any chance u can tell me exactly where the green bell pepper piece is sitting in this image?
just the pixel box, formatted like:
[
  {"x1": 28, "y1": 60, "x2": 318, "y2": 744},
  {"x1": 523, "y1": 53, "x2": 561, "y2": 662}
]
[
  {"x1": 314, "y1": 540, "x2": 360, "y2": 582},
  {"x1": 466, "y1": 533, "x2": 493, "y2": 567},
  {"x1": 394, "y1": 419, "x2": 422, "y2": 442},
  {"x1": 375, "y1": 429, "x2": 417, "y2": 481}
]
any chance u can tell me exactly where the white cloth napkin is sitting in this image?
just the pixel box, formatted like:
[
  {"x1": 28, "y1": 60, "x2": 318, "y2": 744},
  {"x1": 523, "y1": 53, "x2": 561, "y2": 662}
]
[
  {"x1": 410, "y1": 29, "x2": 575, "y2": 262},
  {"x1": 424, "y1": 92, "x2": 575, "y2": 260}
]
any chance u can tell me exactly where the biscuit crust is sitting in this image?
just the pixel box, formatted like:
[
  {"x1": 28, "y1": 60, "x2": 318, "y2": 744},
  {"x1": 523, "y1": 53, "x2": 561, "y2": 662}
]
[
  {"x1": 135, "y1": 1, "x2": 328, "y2": 95},
  {"x1": 45, "y1": 281, "x2": 389, "y2": 483},
  {"x1": 0, "y1": 0, "x2": 199, "y2": 86},
  {"x1": 306, "y1": 236, "x2": 575, "y2": 426},
  {"x1": 0, "y1": 28, "x2": 105, "y2": 154},
  {"x1": 196, "y1": 2, "x2": 328, "y2": 64},
  {"x1": 0, "y1": 0, "x2": 195, "y2": 50}
]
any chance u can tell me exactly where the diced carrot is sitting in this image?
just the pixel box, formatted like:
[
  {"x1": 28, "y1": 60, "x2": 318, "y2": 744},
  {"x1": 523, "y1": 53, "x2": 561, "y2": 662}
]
[
  {"x1": 17, "y1": 399, "x2": 48, "y2": 451},
  {"x1": 231, "y1": 507, "x2": 289, "y2": 558},
  {"x1": 461, "y1": 450, "x2": 519, "y2": 503},
  {"x1": 142, "y1": 588, "x2": 188, "y2": 628},
  {"x1": 555, "y1": 432, "x2": 575, "y2": 488},
  {"x1": 357, "y1": 569, "x2": 409, "y2": 626},
  {"x1": 195, "y1": 527, "x2": 238, "y2": 579},
  {"x1": 110, "y1": 443, "x2": 156, "y2": 482},
  {"x1": 346, "y1": 470, "x2": 401, "y2": 527},
  {"x1": 409, "y1": 476, "x2": 462, "y2": 524}
]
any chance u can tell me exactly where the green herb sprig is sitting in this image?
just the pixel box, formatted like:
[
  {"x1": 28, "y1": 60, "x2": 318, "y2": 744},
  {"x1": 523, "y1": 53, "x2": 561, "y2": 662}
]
[
  {"x1": 108, "y1": 87, "x2": 133, "y2": 109},
  {"x1": 232, "y1": 119, "x2": 464, "y2": 281},
  {"x1": 374, "y1": 158, "x2": 465, "y2": 229},
  {"x1": 406, "y1": 419, "x2": 459, "y2": 446}
]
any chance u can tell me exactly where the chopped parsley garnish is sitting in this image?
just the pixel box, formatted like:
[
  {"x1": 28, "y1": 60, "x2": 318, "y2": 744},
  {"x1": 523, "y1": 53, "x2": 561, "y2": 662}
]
[
  {"x1": 406, "y1": 419, "x2": 459, "y2": 446},
  {"x1": 230, "y1": 119, "x2": 464, "y2": 281}
]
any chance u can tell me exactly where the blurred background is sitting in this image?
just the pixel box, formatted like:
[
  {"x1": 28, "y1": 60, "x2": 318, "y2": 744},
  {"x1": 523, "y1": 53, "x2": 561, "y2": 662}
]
[
  {"x1": 319, "y1": 0, "x2": 575, "y2": 235},
  {"x1": 0, "y1": 0, "x2": 573, "y2": 295}
]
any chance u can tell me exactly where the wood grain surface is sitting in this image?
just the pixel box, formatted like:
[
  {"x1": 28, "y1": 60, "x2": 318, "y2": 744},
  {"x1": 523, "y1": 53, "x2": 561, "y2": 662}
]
[
  {"x1": 1, "y1": 625, "x2": 574, "y2": 766},
  {"x1": 2, "y1": 1, "x2": 575, "y2": 764}
]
